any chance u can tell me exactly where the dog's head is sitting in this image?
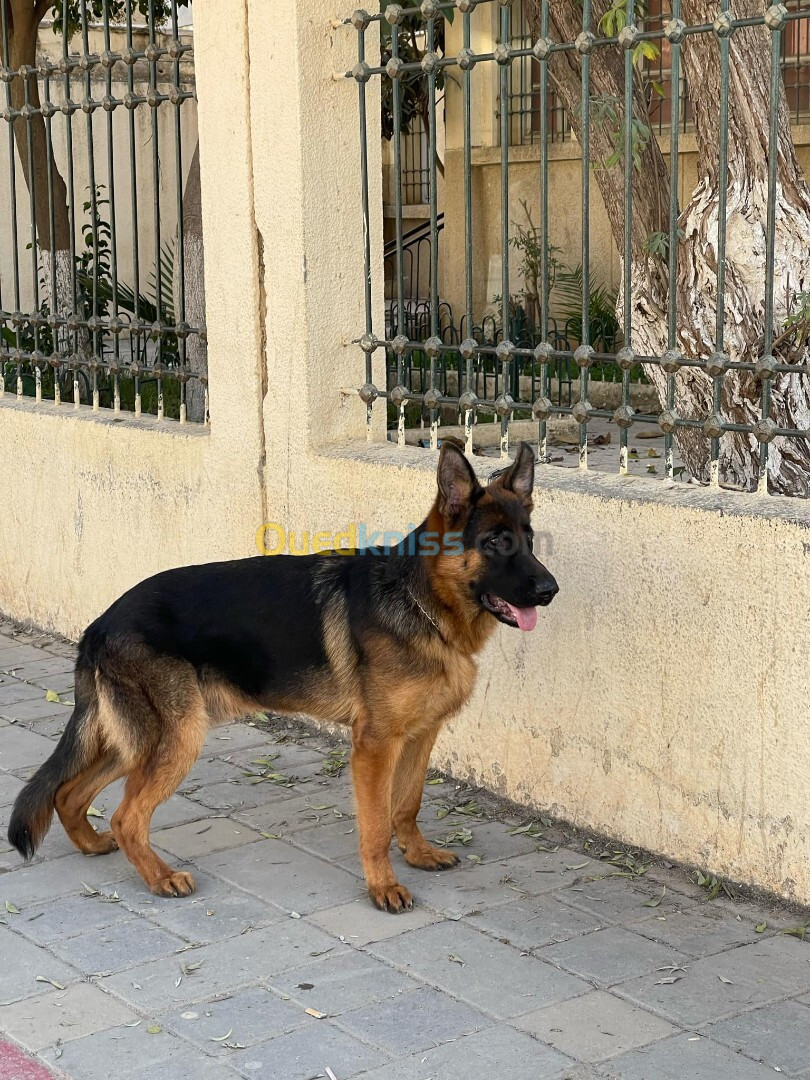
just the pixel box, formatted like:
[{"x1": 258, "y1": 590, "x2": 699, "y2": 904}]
[{"x1": 433, "y1": 440, "x2": 558, "y2": 631}]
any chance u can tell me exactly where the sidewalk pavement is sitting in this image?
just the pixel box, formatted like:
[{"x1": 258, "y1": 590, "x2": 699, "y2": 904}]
[{"x1": 0, "y1": 619, "x2": 808, "y2": 1080}]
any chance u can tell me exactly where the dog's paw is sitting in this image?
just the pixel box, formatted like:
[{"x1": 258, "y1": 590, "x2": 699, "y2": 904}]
[
  {"x1": 403, "y1": 845, "x2": 460, "y2": 871},
  {"x1": 83, "y1": 830, "x2": 119, "y2": 856},
  {"x1": 368, "y1": 882, "x2": 413, "y2": 913},
  {"x1": 151, "y1": 870, "x2": 196, "y2": 898}
]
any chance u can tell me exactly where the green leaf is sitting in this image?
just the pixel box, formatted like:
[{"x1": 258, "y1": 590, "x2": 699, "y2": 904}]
[
  {"x1": 86, "y1": 806, "x2": 104, "y2": 818},
  {"x1": 755, "y1": 922, "x2": 767, "y2": 933},
  {"x1": 45, "y1": 690, "x2": 61, "y2": 703},
  {"x1": 643, "y1": 888, "x2": 666, "y2": 908},
  {"x1": 5, "y1": 900, "x2": 20, "y2": 914},
  {"x1": 146, "y1": 1025, "x2": 162, "y2": 1035}
]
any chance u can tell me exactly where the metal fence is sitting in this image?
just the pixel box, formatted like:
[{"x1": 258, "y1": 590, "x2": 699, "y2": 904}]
[
  {"x1": 401, "y1": 113, "x2": 430, "y2": 202},
  {"x1": 346, "y1": 0, "x2": 810, "y2": 495},
  {"x1": 506, "y1": 0, "x2": 810, "y2": 145},
  {"x1": 0, "y1": 1, "x2": 202, "y2": 422}
]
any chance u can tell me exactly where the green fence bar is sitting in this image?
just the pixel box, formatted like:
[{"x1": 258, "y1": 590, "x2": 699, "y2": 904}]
[
  {"x1": 760, "y1": 9, "x2": 784, "y2": 493},
  {"x1": 537, "y1": 0, "x2": 550, "y2": 463},
  {"x1": 461, "y1": 5, "x2": 476, "y2": 455},
  {"x1": 577, "y1": 0, "x2": 593, "y2": 470},
  {"x1": 618, "y1": 0, "x2": 635, "y2": 477},
  {"x1": 711, "y1": 0, "x2": 731, "y2": 488},
  {"x1": 664, "y1": 0, "x2": 682, "y2": 482},
  {"x1": 426, "y1": 9, "x2": 441, "y2": 450},
  {"x1": 498, "y1": 0, "x2": 512, "y2": 460}
]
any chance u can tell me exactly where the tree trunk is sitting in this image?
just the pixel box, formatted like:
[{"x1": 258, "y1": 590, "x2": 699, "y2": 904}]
[
  {"x1": 527, "y1": 0, "x2": 810, "y2": 494},
  {"x1": 4, "y1": 5, "x2": 74, "y2": 333},
  {"x1": 173, "y1": 141, "x2": 207, "y2": 422}
]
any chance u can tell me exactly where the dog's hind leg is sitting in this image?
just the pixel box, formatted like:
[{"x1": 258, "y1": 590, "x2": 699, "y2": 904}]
[
  {"x1": 392, "y1": 723, "x2": 460, "y2": 872},
  {"x1": 111, "y1": 696, "x2": 208, "y2": 898},
  {"x1": 55, "y1": 754, "x2": 127, "y2": 855}
]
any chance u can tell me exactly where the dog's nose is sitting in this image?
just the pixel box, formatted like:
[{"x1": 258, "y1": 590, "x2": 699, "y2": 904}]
[{"x1": 533, "y1": 577, "x2": 559, "y2": 606}]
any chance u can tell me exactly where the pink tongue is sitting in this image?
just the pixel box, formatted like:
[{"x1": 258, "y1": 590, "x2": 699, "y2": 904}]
[{"x1": 504, "y1": 603, "x2": 538, "y2": 632}]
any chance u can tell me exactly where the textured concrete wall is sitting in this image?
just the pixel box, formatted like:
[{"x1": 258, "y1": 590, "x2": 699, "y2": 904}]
[{"x1": 1, "y1": 0, "x2": 809, "y2": 908}]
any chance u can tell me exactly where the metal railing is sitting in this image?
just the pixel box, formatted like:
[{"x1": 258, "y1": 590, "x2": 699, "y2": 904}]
[
  {"x1": 345, "y1": 0, "x2": 810, "y2": 496},
  {"x1": 401, "y1": 113, "x2": 430, "y2": 202},
  {"x1": 506, "y1": 0, "x2": 810, "y2": 144},
  {"x1": 0, "y1": 1, "x2": 203, "y2": 422}
]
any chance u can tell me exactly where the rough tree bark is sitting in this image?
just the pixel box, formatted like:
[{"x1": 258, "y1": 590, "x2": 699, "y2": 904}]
[
  {"x1": 526, "y1": 0, "x2": 810, "y2": 494},
  {"x1": 173, "y1": 141, "x2": 207, "y2": 422},
  {"x1": 3, "y1": 1, "x2": 74, "y2": 331}
]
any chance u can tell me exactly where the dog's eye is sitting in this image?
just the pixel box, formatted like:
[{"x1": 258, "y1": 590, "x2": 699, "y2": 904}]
[{"x1": 486, "y1": 535, "x2": 500, "y2": 550}]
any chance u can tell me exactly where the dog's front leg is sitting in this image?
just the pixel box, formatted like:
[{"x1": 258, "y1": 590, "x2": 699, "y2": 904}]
[{"x1": 351, "y1": 728, "x2": 412, "y2": 912}]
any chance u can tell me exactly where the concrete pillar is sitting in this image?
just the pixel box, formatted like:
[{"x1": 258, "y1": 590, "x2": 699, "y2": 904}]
[{"x1": 246, "y1": 0, "x2": 386, "y2": 524}]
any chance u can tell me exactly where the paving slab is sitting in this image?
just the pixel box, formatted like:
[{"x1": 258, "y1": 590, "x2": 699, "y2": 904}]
[
  {"x1": 120, "y1": 874, "x2": 280, "y2": 944},
  {"x1": 0, "y1": 983, "x2": 137, "y2": 1053},
  {"x1": 183, "y1": 779, "x2": 298, "y2": 813},
  {"x1": 0, "y1": 680, "x2": 51, "y2": 707},
  {"x1": 614, "y1": 935, "x2": 810, "y2": 1027},
  {"x1": 11, "y1": 893, "x2": 135, "y2": 946},
  {"x1": 267, "y1": 949, "x2": 417, "y2": 1016},
  {"x1": 539, "y1": 926, "x2": 690, "y2": 987},
  {"x1": 227, "y1": 1021, "x2": 388, "y2": 1080},
  {"x1": 232, "y1": 790, "x2": 357, "y2": 836},
  {"x1": 98, "y1": 921, "x2": 342, "y2": 1011},
  {"x1": 0, "y1": 645, "x2": 55, "y2": 668},
  {"x1": 0, "y1": 925, "x2": 80, "y2": 1004},
  {"x1": 380, "y1": 849, "x2": 602, "y2": 919},
  {"x1": 150, "y1": 818, "x2": 264, "y2": 860},
  {"x1": 0, "y1": 770, "x2": 25, "y2": 806},
  {"x1": 309, "y1": 897, "x2": 441, "y2": 947},
  {"x1": 630, "y1": 905, "x2": 766, "y2": 957},
  {"x1": 0, "y1": 850, "x2": 153, "y2": 906},
  {"x1": 338, "y1": 984, "x2": 489, "y2": 1056},
  {"x1": 0, "y1": 698, "x2": 72, "y2": 724},
  {"x1": 0, "y1": 726, "x2": 60, "y2": 771},
  {"x1": 352, "y1": 1023, "x2": 574, "y2": 1080},
  {"x1": 196, "y1": 837, "x2": 365, "y2": 914},
  {"x1": 162, "y1": 985, "x2": 307, "y2": 1050},
  {"x1": 203, "y1": 723, "x2": 280, "y2": 753},
  {"x1": 599, "y1": 1030, "x2": 791, "y2": 1079},
  {"x1": 287, "y1": 817, "x2": 360, "y2": 861},
  {"x1": 513, "y1": 989, "x2": 677, "y2": 1062},
  {"x1": 50, "y1": 916, "x2": 186, "y2": 976},
  {"x1": 0, "y1": 657, "x2": 75, "y2": 689},
  {"x1": 36, "y1": 1022, "x2": 237, "y2": 1080},
  {"x1": 368, "y1": 920, "x2": 590, "y2": 1019},
  {"x1": 701, "y1": 999, "x2": 810, "y2": 1077},
  {"x1": 467, "y1": 893, "x2": 607, "y2": 951},
  {"x1": 562, "y1": 874, "x2": 694, "y2": 924}
]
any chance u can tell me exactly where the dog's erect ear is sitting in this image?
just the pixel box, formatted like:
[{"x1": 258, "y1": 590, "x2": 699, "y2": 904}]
[
  {"x1": 493, "y1": 441, "x2": 535, "y2": 503},
  {"x1": 437, "y1": 441, "x2": 480, "y2": 521}
]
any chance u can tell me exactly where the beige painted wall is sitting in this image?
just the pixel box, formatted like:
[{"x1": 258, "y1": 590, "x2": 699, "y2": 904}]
[{"x1": 1, "y1": 0, "x2": 809, "y2": 909}]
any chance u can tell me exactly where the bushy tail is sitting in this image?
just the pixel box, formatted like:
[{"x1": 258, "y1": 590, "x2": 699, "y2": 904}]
[{"x1": 7, "y1": 699, "x2": 90, "y2": 860}]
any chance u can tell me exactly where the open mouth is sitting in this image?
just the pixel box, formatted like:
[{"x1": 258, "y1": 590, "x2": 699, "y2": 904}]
[{"x1": 481, "y1": 594, "x2": 538, "y2": 632}]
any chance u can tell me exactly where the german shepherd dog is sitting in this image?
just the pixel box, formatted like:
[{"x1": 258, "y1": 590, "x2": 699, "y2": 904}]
[{"x1": 8, "y1": 441, "x2": 557, "y2": 912}]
